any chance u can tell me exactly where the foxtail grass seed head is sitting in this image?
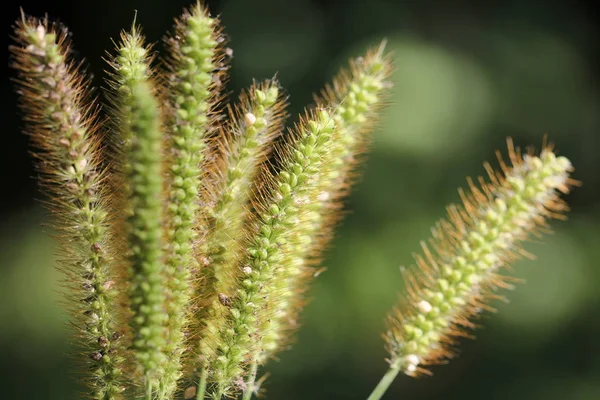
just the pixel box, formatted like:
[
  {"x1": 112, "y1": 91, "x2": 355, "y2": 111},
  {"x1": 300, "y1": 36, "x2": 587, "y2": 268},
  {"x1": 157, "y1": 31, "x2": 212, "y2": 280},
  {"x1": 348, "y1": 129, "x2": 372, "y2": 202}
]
[
  {"x1": 207, "y1": 81, "x2": 286, "y2": 281},
  {"x1": 385, "y1": 141, "x2": 575, "y2": 376},
  {"x1": 194, "y1": 80, "x2": 287, "y2": 374},
  {"x1": 11, "y1": 16, "x2": 125, "y2": 399},
  {"x1": 318, "y1": 40, "x2": 393, "y2": 196},
  {"x1": 124, "y1": 80, "x2": 168, "y2": 389},
  {"x1": 160, "y1": 2, "x2": 229, "y2": 397},
  {"x1": 255, "y1": 42, "x2": 394, "y2": 365},
  {"x1": 107, "y1": 26, "x2": 152, "y2": 106},
  {"x1": 109, "y1": 29, "x2": 168, "y2": 393},
  {"x1": 14, "y1": 3, "x2": 582, "y2": 400},
  {"x1": 208, "y1": 110, "x2": 336, "y2": 397}
]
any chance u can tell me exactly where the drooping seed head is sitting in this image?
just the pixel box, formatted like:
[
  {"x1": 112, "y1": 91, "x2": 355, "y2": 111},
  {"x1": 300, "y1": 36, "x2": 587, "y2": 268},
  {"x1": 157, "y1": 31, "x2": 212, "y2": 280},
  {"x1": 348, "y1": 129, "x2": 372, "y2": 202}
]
[{"x1": 385, "y1": 140, "x2": 576, "y2": 376}]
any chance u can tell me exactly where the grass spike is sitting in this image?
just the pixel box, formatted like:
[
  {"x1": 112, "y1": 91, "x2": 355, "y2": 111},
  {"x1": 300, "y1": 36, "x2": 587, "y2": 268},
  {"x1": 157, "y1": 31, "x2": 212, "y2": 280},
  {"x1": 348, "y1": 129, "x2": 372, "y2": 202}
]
[
  {"x1": 10, "y1": 15, "x2": 125, "y2": 400},
  {"x1": 207, "y1": 109, "x2": 337, "y2": 398},
  {"x1": 160, "y1": 2, "x2": 230, "y2": 397},
  {"x1": 255, "y1": 41, "x2": 394, "y2": 366},
  {"x1": 108, "y1": 26, "x2": 168, "y2": 397},
  {"x1": 367, "y1": 141, "x2": 576, "y2": 400},
  {"x1": 202, "y1": 79, "x2": 287, "y2": 295},
  {"x1": 190, "y1": 79, "x2": 287, "y2": 397},
  {"x1": 317, "y1": 40, "x2": 393, "y2": 199}
]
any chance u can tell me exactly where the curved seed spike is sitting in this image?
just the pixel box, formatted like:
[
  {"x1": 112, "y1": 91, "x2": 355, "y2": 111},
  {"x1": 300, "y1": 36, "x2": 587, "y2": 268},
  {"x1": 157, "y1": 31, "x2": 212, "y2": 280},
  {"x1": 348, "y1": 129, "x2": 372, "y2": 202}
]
[
  {"x1": 190, "y1": 79, "x2": 287, "y2": 391},
  {"x1": 160, "y1": 2, "x2": 230, "y2": 397},
  {"x1": 386, "y1": 142, "x2": 574, "y2": 376},
  {"x1": 202, "y1": 80, "x2": 287, "y2": 296},
  {"x1": 208, "y1": 110, "x2": 337, "y2": 398},
  {"x1": 255, "y1": 41, "x2": 394, "y2": 365},
  {"x1": 108, "y1": 27, "x2": 168, "y2": 397},
  {"x1": 316, "y1": 39, "x2": 393, "y2": 201},
  {"x1": 10, "y1": 16, "x2": 125, "y2": 400}
]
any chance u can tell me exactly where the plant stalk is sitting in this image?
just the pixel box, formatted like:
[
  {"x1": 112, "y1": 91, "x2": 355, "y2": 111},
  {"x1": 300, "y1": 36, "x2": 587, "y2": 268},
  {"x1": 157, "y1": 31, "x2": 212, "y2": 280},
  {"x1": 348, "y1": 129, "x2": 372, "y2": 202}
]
[
  {"x1": 242, "y1": 362, "x2": 258, "y2": 400},
  {"x1": 196, "y1": 369, "x2": 208, "y2": 400},
  {"x1": 366, "y1": 367, "x2": 400, "y2": 400},
  {"x1": 146, "y1": 377, "x2": 153, "y2": 400}
]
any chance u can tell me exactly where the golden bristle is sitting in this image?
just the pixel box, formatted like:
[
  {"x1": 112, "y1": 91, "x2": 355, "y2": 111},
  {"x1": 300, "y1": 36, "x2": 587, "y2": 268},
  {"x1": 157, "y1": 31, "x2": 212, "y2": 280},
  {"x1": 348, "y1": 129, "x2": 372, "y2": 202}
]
[{"x1": 385, "y1": 140, "x2": 574, "y2": 376}]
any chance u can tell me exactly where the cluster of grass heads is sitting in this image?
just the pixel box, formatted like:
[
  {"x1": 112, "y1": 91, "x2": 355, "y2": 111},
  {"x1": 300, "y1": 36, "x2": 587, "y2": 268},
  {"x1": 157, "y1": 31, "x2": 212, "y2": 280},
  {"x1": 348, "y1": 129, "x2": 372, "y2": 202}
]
[{"x1": 10, "y1": 1, "x2": 576, "y2": 399}]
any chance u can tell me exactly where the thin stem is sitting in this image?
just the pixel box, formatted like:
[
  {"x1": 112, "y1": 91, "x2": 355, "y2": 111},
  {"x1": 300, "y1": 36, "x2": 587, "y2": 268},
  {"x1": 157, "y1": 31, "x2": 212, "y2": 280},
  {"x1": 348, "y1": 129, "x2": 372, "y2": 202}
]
[
  {"x1": 213, "y1": 388, "x2": 224, "y2": 400},
  {"x1": 145, "y1": 377, "x2": 153, "y2": 400},
  {"x1": 242, "y1": 362, "x2": 258, "y2": 400},
  {"x1": 366, "y1": 367, "x2": 400, "y2": 400},
  {"x1": 196, "y1": 369, "x2": 208, "y2": 400}
]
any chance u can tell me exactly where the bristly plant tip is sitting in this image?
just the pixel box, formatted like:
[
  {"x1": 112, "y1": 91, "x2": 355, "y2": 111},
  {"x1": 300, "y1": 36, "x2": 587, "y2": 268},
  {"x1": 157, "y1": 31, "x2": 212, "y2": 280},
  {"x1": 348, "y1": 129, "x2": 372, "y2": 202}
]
[
  {"x1": 10, "y1": 2, "x2": 577, "y2": 400},
  {"x1": 367, "y1": 140, "x2": 575, "y2": 400},
  {"x1": 10, "y1": 16, "x2": 126, "y2": 400},
  {"x1": 108, "y1": 26, "x2": 169, "y2": 398},
  {"x1": 161, "y1": 3, "x2": 228, "y2": 398},
  {"x1": 191, "y1": 79, "x2": 288, "y2": 400},
  {"x1": 255, "y1": 40, "x2": 394, "y2": 364}
]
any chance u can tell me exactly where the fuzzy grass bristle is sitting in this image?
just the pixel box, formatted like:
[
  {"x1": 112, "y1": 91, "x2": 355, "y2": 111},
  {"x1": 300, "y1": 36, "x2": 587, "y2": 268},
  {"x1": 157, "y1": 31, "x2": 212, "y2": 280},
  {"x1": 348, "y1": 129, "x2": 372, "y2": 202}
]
[
  {"x1": 106, "y1": 26, "x2": 154, "y2": 95},
  {"x1": 205, "y1": 109, "x2": 337, "y2": 398},
  {"x1": 316, "y1": 39, "x2": 393, "y2": 202},
  {"x1": 200, "y1": 79, "x2": 287, "y2": 290},
  {"x1": 10, "y1": 15, "x2": 125, "y2": 400},
  {"x1": 385, "y1": 140, "x2": 575, "y2": 377},
  {"x1": 188, "y1": 79, "x2": 288, "y2": 399},
  {"x1": 253, "y1": 41, "x2": 394, "y2": 367},
  {"x1": 160, "y1": 2, "x2": 230, "y2": 397},
  {"x1": 107, "y1": 27, "x2": 169, "y2": 397}
]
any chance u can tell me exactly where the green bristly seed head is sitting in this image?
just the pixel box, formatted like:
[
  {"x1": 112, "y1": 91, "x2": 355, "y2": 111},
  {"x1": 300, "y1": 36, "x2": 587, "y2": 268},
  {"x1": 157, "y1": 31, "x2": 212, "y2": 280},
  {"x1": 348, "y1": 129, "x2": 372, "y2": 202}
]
[
  {"x1": 255, "y1": 42, "x2": 394, "y2": 365},
  {"x1": 114, "y1": 28, "x2": 151, "y2": 93},
  {"x1": 160, "y1": 3, "x2": 227, "y2": 398},
  {"x1": 324, "y1": 41, "x2": 392, "y2": 159},
  {"x1": 12, "y1": 3, "x2": 579, "y2": 400},
  {"x1": 11, "y1": 17, "x2": 125, "y2": 400},
  {"x1": 207, "y1": 110, "x2": 336, "y2": 397},
  {"x1": 111, "y1": 28, "x2": 168, "y2": 393},
  {"x1": 124, "y1": 81, "x2": 167, "y2": 379},
  {"x1": 206, "y1": 82, "x2": 284, "y2": 281},
  {"x1": 386, "y1": 143, "x2": 574, "y2": 376},
  {"x1": 195, "y1": 80, "x2": 287, "y2": 375},
  {"x1": 129, "y1": 89, "x2": 168, "y2": 382}
]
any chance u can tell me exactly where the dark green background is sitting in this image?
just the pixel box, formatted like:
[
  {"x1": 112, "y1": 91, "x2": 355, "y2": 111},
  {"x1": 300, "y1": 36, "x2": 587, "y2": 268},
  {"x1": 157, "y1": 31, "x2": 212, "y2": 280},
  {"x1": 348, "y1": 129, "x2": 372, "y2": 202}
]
[{"x1": 2, "y1": 0, "x2": 599, "y2": 399}]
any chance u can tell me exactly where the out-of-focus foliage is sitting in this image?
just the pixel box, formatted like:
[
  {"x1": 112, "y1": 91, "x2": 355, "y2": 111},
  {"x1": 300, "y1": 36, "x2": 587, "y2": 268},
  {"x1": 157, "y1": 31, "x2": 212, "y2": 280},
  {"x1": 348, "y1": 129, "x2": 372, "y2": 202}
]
[{"x1": 1, "y1": 0, "x2": 598, "y2": 399}]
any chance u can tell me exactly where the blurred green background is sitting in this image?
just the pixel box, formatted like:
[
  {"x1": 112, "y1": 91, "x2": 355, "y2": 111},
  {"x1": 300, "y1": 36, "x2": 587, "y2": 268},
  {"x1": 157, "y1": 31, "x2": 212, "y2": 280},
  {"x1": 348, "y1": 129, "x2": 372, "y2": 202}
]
[{"x1": 2, "y1": 0, "x2": 599, "y2": 399}]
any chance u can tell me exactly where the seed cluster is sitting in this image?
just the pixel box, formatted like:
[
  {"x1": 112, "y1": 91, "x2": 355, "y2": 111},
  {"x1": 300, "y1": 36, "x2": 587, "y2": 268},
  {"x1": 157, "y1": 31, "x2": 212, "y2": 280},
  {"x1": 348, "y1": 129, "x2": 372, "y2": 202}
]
[
  {"x1": 11, "y1": 19, "x2": 124, "y2": 399},
  {"x1": 197, "y1": 81, "x2": 287, "y2": 374},
  {"x1": 386, "y1": 144, "x2": 574, "y2": 375},
  {"x1": 161, "y1": 5, "x2": 229, "y2": 396},
  {"x1": 208, "y1": 110, "x2": 337, "y2": 396},
  {"x1": 110, "y1": 32, "x2": 168, "y2": 387},
  {"x1": 13, "y1": 3, "x2": 575, "y2": 400}
]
